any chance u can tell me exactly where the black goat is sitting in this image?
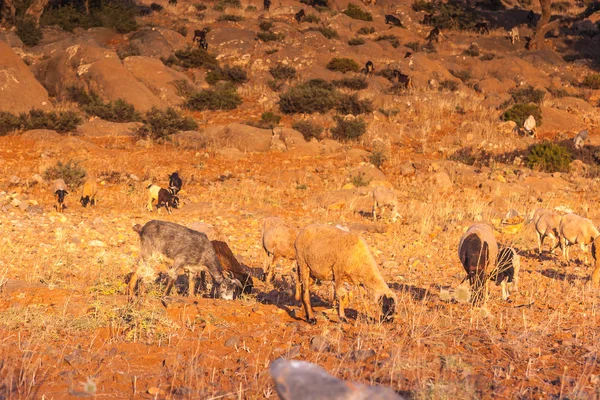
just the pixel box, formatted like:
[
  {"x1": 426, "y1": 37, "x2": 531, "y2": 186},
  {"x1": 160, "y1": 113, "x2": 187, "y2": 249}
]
[
  {"x1": 393, "y1": 70, "x2": 412, "y2": 89},
  {"x1": 168, "y1": 172, "x2": 182, "y2": 195},
  {"x1": 426, "y1": 26, "x2": 444, "y2": 43},
  {"x1": 193, "y1": 28, "x2": 208, "y2": 44},
  {"x1": 527, "y1": 10, "x2": 537, "y2": 27},
  {"x1": 475, "y1": 21, "x2": 489, "y2": 34},
  {"x1": 360, "y1": 60, "x2": 375, "y2": 76},
  {"x1": 421, "y1": 13, "x2": 433, "y2": 25},
  {"x1": 264, "y1": 0, "x2": 271, "y2": 11},
  {"x1": 157, "y1": 188, "x2": 179, "y2": 214},
  {"x1": 404, "y1": 51, "x2": 412, "y2": 59},
  {"x1": 385, "y1": 14, "x2": 403, "y2": 27},
  {"x1": 295, "y1": 9, "x2": 306, "y2": 23},
  {"x1": 168, "y1": 0, "x2": 177, "y2": 5}
]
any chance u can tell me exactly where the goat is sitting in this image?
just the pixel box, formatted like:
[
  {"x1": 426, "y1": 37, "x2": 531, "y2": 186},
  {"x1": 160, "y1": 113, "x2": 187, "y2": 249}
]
[
  {"x1": 264, "y1": 0, "x2": 271, "y2": 11},
  {"x1": 168, "y1": 0, "x2": 177, "y2": 5},
  {"x1": 360, "y1": 60, "x2": 375, "y2": 76},
  {"x1": 421, "y1": 13, "x2": 433, "y2": 25},
  {"x1": 492, "y1": 246, "x2": 520, "y2": 300},
  {"x1": 385, "y1": 14, "x2": 403, "y2": 27},
  {"x1": 147, "y1": 184, "x2": 179, "y2": 214},
  {"x1": 426, "y1": 26, "x2": 444, "y2": 43},
  {"x1": 404, "y1": 51, "x2": 412, "y2": 59},
  {"x1": 372, "y1": 186, "x2": 399, "y2": 223},
  {"x1": 458, "y1": 224, "x2": 498, "y2": 305},
  {"x1": 295, "y1": 224, "x2": 397, "y2": 324},
  {"x1": 508, "y1": 27, "x2": 520, "y2": 44},
  {"x1": 574, "y1": 130, "x2": 589, "y2": 151},
  {"x1": 80, "y1": 179, "x2": 98, "y2": 207},
  {"x1": 168, "y1": 172, "x2": 182, "y2": 195},
  {"x1": 475, "y1": 21, "x2": 490, "y2": 34},
  {"x1": 295, "y1": 9, "x2": 306, "y2": 23},
  {"x1": 52, "y1": 179, "x2": 68, "y2": 213},
  {"x1": 262, "y1": 217, "x2": 300, "y2": 298},
  {"x1": 193, "y1": 28, "x2": 209, "y2": 50},
  {"x1": 128, "y1": 220, "x2": 242, "y2": 299},
  {"x1": 559, "y1": 213, "x2": 600, "y2": 264},
  {"x1": 393, "y1": 70, "x2": 412, "y2": 88},
  {"x1": 533, "y1": 209, "x2": 561, "y2": 255}
]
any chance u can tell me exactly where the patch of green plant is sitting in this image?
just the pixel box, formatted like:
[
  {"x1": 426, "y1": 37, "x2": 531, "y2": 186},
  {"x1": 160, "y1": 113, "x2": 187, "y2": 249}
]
[
  {"x1": 439, "y1": 79, "x2": 459, "y2": 92},
  {"x1": 44, "y1": 159, "x2": 87, "y2": 188},
  {"x1": 248, "y1": 111, "x2": 282, "y2": 129},
  {"x1": 450, "y1": 69, "x2": 472, "y2": 83},
  {"x1": 412, "y1": 0, "x2": 435, "y2": 13},
  {"x1": 40, "y1": 1, "x2": 138, "y2": 33},
  {"x1": 292, "y1": 120, "x2": 323, "y2": 141},
  {"x1": 269, "y1": 64, "x2": 297, "y2": 81},
  {"x1": 479, "y1": 53, "x2": 496, "y2": 61},
  {"x1": 331, "y1": 116, "x2": 367, "y2": 141},
  {"x1": 267, "y1": 79, "x2": 284, "y2": 92},
  {"x1": 429, "y1": 1, "x2": 479, "y2": 31},
  {"x1": 343, "y1": 3, "x2": 373, "y2": 21},
  {"x1": 66, "y1": 86, "x2": 141, "y2": 122},
  {"x1": 170, "y1": 48, "x2": 220, "y2": 69},
  {"x1": 375, "y1": 34, "x2": 400, "y2": 48},
  {"x1": 369, "y1": 149, "x2": 388, "y2": 168},
  {"x1": 332, "y1": 76, "x2": 368, "y2": 90},
  {"x1": 16, "y1": 17, "x2": 42, "y2": 46},
  {"x1": 205, "y1": 65, "x2": 248, "y2": 85},
  {"x1": 305, "y1": 13, "x2": 320, "y2": 23},
  {"x1": 214, "y1": 0, "x2": 241, "y2": 10},
  {"x1": 378, "y1": 108, "x2": 399, "y2": 117},
  {"x1": 0, "y1": 112, "x2": 25, "y2": 135},
  {"x1": 185, "y1": 84, "x2": 243, "y2": 111},
  {"x1": 259, "y1": 21, "x2": 273, "y2": 31},
  {"x1": 171, "y1": 79, "x2": 196, "y2": 98},
  {"x1": 246, "y1": 5, "x2": 257, "y2": 11},
  {"x1": 348, "y1": 37, "x2": 365, "y2": 45},
  {"x1": 582, "y1": 74, "x2": 600, "y2": 89},
  {"x1": 351, "y1": 171, "x2": 370, "y2": 186},
  {"x1": 327, "y1": 57, "x2": 360, "y2": 73},
  {"x1": 502, "y1": 103, "x2": 542, "y2": 127},
  {"x1": 307, "y1": 26, "x2": 339, "y2": 39},
  {"x1": 509, "y1": 85, "x2": 545, "y2": 105},
  {"x1": 217, "y1": 14, "x2": 244, "y2": 22},
  {"x1": 525, "y1": 141, "x2": 571, "y2": 173},
  {"x1": 257, "y1": 31, "x2": 284, "y2": 42},
  {"x1": 357, "y1": 26, "x2": 375, "y2": 35},
  {"x1": 266, "y1": 48, "x2": 279, "y2": 55},
  {"x1": 25, "y1": 109, "x2": 82, "y2": 133},
  {"x1": 138, "y1": 107, "x2": 198, "y2": 140},
  {"x1": 279, "y1": 79, "x2": 337, "y2": 114},
  {"x1": 336, "y1": 93, "x2": 373, "y2": 115}
]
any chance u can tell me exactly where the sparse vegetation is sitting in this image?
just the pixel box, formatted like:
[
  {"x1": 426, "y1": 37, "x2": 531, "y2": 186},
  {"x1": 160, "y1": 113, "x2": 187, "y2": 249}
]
[
  {"x1": 257, "y1": 31, "x2": 284, "y2": 42},
  {"x1": 526, "y1": 141, "x2": 572, "y2": 173},
  {"x1": 248, "y1": 112, "x2": 282, "y2": 129},
  {"x1": 326, "y1": 58, "x2": 360, "y2": 73},
  {"x1": 292, "y1": 120, "x2": 324, "y2": 141},
  {"x1": 205, "y1": 66, "x2": 249, "y2": 85},
  {"x1": 305, "y1": 13, "x2": 320, "y2": 23},
  {"x1": 194, "y1": 3, "x2": 207, "y2": 11},
  {"x1": 43, "y1": 159, "x2": 87, "y2": 189},
  {"x1": 138, "y1": 107, "x2": 198, "y2": 140},
  {"x1": 167, "y1": 48, "x2": 219, "y2": 70},
  {"x1": 40, "y1": 1, "x2": 139, "y2": 33},
  {"x1": 269, "y1": 64, "x2": 297, "y2": 81},
  {"x1": 336, "y1": 93, "x2": 374, "y2": 115},
  {"x1": 217, "y1": 14, "x2": 244, "y2": 22},
  {"x1": 439, "y1": 79, "x2": 459, "y2": 92},
  {"x1": 551, "y1": 1, "x2": 570, "y2": 12},
  {"x1": 331, "y1": 116, "x2": 367, "y2": 141},
  {"x1": 369, "y1": 149, "x2": 388, "y2": 168},
  {"x1": 259, "y1": 21, "x2": 273, "y2": 31},
  {"x1": 582, "y1": 74, "x2": 600, "y2": 89},
  {"x1": 348, "y1": 37, "x2": 365, "y2": 45},
  {"x1": 463, "y1": 43, "x2": 480, "y2": 57},
  {"x1": 308, "y1": 26, "x2": 339, "y2": 39},
  {"x1": 343, "y1": 3, "x2": 373, "y2": 21},
  {"x1": 279, "y1": 79, "x2": 337, "y2": 114},
  {"x1": 332, "y1": 77, "x2": 368, "y2": 90},
  {"x1": 427, "y1": 1, "x2": 479, "y2": 31},
  {"x1": 375, "y1": 34, "x2": 400, "y2": 48},
  {"x1": 508, "y1": 85, "x2": 546, "y2": 105},
  {"x1": 357, "y1": 26, "x2": 375, "y2": 35},
  {"x1": 16, "y1": 18, "x2": 42, "y2": 46},
  {"x1": 405, "y1": 41, "x2": 421, "y2": 51},
  {"x1": 502, "y1": 103, "x2": 542, "y2": 127},
  {"x1": 66, "y1": 86, "x2": 142, "y2": 123},
  {"x1": 412, "y1": 0, "x2": 435, "y2": 13},
  {"x1": 0, "y1": 112, "x2": 25, "y2": 136},
  {"x1": 214, "y1": 0, "x2": 241, "y2": 11},
  {"x1": 185, "y1": 84, "x2": 243, "y2": 111},
  {"x1": 450, "y1": 69, "x2": 472, "y2": 83}
]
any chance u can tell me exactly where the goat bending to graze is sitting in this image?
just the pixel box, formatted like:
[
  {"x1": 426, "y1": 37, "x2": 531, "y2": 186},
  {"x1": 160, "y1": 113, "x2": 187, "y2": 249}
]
[
  {"x1": 458, "y1": 224, "x2": 498, "y2": 305},
  {"x1": 426, "y1": 27, "x2": 444, "y2": 42},
  {"x1": 393, "y1": 70, "x2": 412, "y2": 88},
  {"x1": 532, "y1": 209, "x2": 561, "y2": 255},
  {"x1": 385, "y1": 14, "x2": 402, "y2": 27},
  {"x1": 295, "y1": 9, "x2": 306, "y2": 23},
  {"x1": 295, "y1": 224, "x2": 397, "y2": 324},
  {"x1": 475, "y1": 22, "x2": 489, "y2": 34},
  {"x1": 80, "y1": 179, "x2": 98, "y2": 207},
  {"x1": 559, "y1": 213, "x2": 600, "y2": 264},
  {"x1": 262, "y1": 217, "x2": 300, "y2": 298},
  {"x1": 147, "y1": 184, "x2": 179, "y2": 214},
  {"x1": 52, "y1": 179, "x2": 68, "y2": 213},
  {"x1": 168, "y1": 172, "x2": 182, "y2": 195},
  {"x1": 128, "y1": 220, "x2": 242, "y2": 299},
  {"x1": 360, "y1": 60, "x2": 375, "y2": 76}
]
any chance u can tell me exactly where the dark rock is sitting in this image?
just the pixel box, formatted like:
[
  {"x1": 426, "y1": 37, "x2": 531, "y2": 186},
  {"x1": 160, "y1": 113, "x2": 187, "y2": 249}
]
[
  {"x1": 349, "y1": 349, "x2": 377, "y2": 362},
  {"x1": 310, "y1": 336, "x2": 332, "y2": 352}
]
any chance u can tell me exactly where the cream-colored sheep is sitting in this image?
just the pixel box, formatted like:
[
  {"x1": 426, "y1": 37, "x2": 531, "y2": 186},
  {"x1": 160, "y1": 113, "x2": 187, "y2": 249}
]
[
  {"x1": 509, "y1": 27, "x2": 520, "y2": 44},
  {"x1": 533, "y1": 209, "x2": 561, "y2": 255},
  {"x1": 147, "y1": 184, "x2": 162, "y2": 212},
  {"x1": 295, "y1": 224, "x2": 397, "y2": 324},
  {"x1": 559, "y1": 213, "x2": 600, "y2": 264},
  {"x1": 372, "y1": 186, "x2": 399, "y2": 223},
  {"x1": 80, "y1": 179, "x2": 98, "y2": 207},
  {"x1": 262, "y1": 217, "x2": 300, "y2": 297}
]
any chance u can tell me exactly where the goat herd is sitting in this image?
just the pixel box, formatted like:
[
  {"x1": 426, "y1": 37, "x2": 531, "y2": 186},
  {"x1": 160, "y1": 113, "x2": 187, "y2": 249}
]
[{"x1": 47, "y1": 172, "x2": 600, "y2": 325}]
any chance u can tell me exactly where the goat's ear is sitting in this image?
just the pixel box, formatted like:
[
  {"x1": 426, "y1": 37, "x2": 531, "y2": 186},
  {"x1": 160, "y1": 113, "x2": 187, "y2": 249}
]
[
  {"x1": 232, "y1": 278, "x2": 243, "y2": 289},
  {"x1": 64, "y1": 190, "x2": 68, "y2": 195}
]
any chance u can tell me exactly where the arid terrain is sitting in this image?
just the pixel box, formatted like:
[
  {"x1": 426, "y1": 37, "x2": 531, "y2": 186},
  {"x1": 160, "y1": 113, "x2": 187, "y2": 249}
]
[{"x1": 2, "y1": 0, "x2": 600, "y2": 398}]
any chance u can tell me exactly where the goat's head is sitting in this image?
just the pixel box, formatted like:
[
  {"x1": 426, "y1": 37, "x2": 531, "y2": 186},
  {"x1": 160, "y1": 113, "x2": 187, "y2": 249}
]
[
  {"x1": 80, "y1": 195, "x2": 90, "y2": 207},
  {"x1": 218, "y1": 276, "x2": 243, "y2": 300},
  {"x1": 169, "y1": 195, "x2": 180, "y2": 209},
  {"x1": 55, "y1": 189, "x2": 68, "y2": 203}
]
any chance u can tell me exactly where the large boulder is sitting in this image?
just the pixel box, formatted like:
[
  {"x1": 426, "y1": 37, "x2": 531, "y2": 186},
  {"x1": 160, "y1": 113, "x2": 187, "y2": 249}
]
[
  {"x1": 208, "y1": 27, "x2": 257, "y2": 65},
  {"x1": 219, "y1": 123, "x2": 273, "y2": 152},
  {"x1": 77, "y1": 118, "x2": 142, "y2": 137},
  {"x1": 125, "y1": 28, "x2": 189, "y2": 59},
  {"x1": 0, "y1": 41, "x2": 51, "y2": 113}
]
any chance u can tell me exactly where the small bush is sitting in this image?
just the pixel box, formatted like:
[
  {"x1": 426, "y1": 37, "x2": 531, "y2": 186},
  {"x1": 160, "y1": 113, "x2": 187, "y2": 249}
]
[
  {"x1": 375, "y1": 34, "x2": 400, "y2": 48},
  {"x1": 171, "y1": 80, "x2": 196, "y2": 98},
  {"x1": 248, "y1": 111, "x2": 282, "y2": 129},
  {"x1": 307, "y1": 26, "x2": 339, "y2": 39},
  {"x1": 16, "y1": 18, "x2": 42, "y2": 47},
  {"x1": 67, "y1": 86, "x2": 142, "y2": 122},
  {"x1": 351, "y1": 172, "x2": 370, "y2": 187},
  {"x1": 0, "y1": 112, "x2": 25, "y2": 135},
  {"x1": 551, "y1": 1, "x2": 570, "y2": 12},
  {"x1": 266, "y1": 48, "x2": 279, "y2": 55},
  {"x1": 450, "y1": 69, "x2": 472, "y2": 83},
  {"x1": 292, "y1": 120, "x2": 323, "y2": 141},
  {"x1": 25, "y1": 109, "x2": 82, "y2": 133},
  {"x1": 326, "y1": 57, "x2": 360, "y2": 73},
  {"x1": 305, "y1": 14, "x2": 320, "y2": 23},
  {"x1": 357, "y1": 26, "x2": 375, "y2": 35},
  {"x1": 348, "y1": 37, "x2": 365, "y2": 45},
  {"x1": 332, "y1": 76, "x2": 368, "y2": 90},
  {"x1": 43, "y1": 160, "x2": 87, "y2": 189},
  {"x1": 582, "y1": 74, "x2": 600, "y2": 89},
  {"x1": 331, "y1": 116, "x2": 367, "y2": 141},
  {"x1": 336, "y1": 93, "x2": 374, "y2": 115},
  {"x1": 428, "y1": 1, "x2": 479, "y2": 31},
  {"x1": 257, "y1": 31, "x2": 284, "y2": 42},
  {"x1": 139, "y1": 107, "x2": 198, "y2": 140},
  {"x1": 343, "y1": 3, "x2": 373, "y2": 21},
  {"x1": 412, "y1": 0, "x2": 435, "y2": 13},
  {"x1": 40, "y1": 1, "x2": 138, "y2": 33},
  {"x1": 151, "y1": 3, "x2": 165, "y2": 11},
  {"x1": 502, "y1": 103, "x2": 542, "y2": 127},
  {"x1": 171, "y1": 48, "x2": 219, "y2": 69},
  {"x1": 214, "y1": 0, "x2": 241, "y2": 10},
  {"x1": 269, "y1": 64, "x2": 297, "y2": 81},
  {"x1": 509, "y1": 85, "x2": 545, "y2": 105},
  {"x1": 463, "y1": 43, "x2": 480, "y2": 57},
  {"x1": 217, "y1": 14, "x2": 244, "y2": 22},
  {"x1": 279, "y1": 80, "x2": 337, "y2": 114},
  {"x1": 267, "y1": 79, "x2": 285, "y2": 92},
  {"x1": 185, "y1": 84, "x2": 242, "y2": 111},
  {"x1": 439, "y1": 79, "x2": 459, "y2": 92},
  {"x1": 259, "y1": 21, "x2": 273, "y2": 31},
  {"x1": 174, "y1": 25, "x2": 188, "y2": 37},
  {"x1": 369, "y1": 149, "x2": 388, "y2": 168},
  {"x1": 205, "y1": 65, "x2": 248, "y2": 85},
  {"x1": 405, "y1": 41, "x2": 420, "y2": 51},
  {"x1": 246, "y1": 5, "x2": 257, "y2": 11},
  {"x1": 194, "y1": 3, "x2": 207, "y2": 11},
  {"x1": 479, "y1": 53, "x2": 496, "y2": 61},
  {"x1": 525, "y1": 141, "x2": 572, "y2": 173}
]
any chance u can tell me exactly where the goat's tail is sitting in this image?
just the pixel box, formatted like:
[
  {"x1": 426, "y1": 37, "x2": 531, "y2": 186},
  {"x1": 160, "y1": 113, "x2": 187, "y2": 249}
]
[{"x1": 133, "y1": 224, "x2": 143, "y2": 234}]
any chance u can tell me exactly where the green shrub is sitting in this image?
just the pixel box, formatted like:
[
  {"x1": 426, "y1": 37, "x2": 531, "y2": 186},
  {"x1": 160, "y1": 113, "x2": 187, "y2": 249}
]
[
  {"x1": 357, "y1": 26, "x2": 375, "y2": 35},
  {"x1": 429, "y1": 1, "x2": 479, "y2": 31},
  {"x1": 412, "y1": 0, "x2": 435, "y2": 13},
  {"x1": 351, "y1": 172, "x2": 371, "y2": 187},
  {"x1": 246, "y1": 5, "x2": 257, "y2": 11},
  {"x1": 24, "y1": 109, "x2": 82, "y2": 133},
  {"x1": 439, "y1": 79, "x2": 459, "y2": 92},
  {"x1": 307, "y1": 26, "x2": 339, "y2": 39},
  {"x1": 331, "y1": 116, "x2": 367, "y2": 141},
  {"x1": 343, "y1": 3, "x2": 373, "y2": 21},
  {"x1": 205, "y1": 66, "x2": 248, "y2": 85},
  {"x1": 171, "y1": 80, "x2": 196, "y2": 98},
  {"x1": 174, "y1": 25, "x2": 188, "y2": 37},
  {"x1": 194, "y1": 3, "x2": 207, "y2": 11},
  {"x1": 16, "y1": 18, "x2": 42, "y2": 46},
  {"x1": 257, "y1": 31, "x2": 284, "y2": 42},
  {"x1": 185, "y1": 84, "x2": 242, "y2": 111},
  {"x1": 248, "y1": 111, "x2": 282, "y2": 129},
  {"x1": 369, "y1": 148, "x2": 388, "y2": 168},
  {"x1": 305, "y1": 14, "x2": 320, "y2": 23},
  {"x1": 376, "y1": 68, "x2": 396, "y2": 82},
  {"x1": 259, "y1": 21, "x2": 273, "y2": 31},
  {"x1": 269, "y1": 64, "x2": 297, "y2": 81},
  {"x1": 525, "y1": 141, "x2": 571, "y2": 173},
  {"x1": 40, "y1": 0, "x2": 138, "y2": 33},
  {"x1": 214, "y1": 0, "x2": 241, "y2": 10},
  {"x1": 266, "y1": 48, "x2": 279, "y2": 55},
  {"x1": 0, "y1": 112, "x2": 25, "y2": 135},
  {"x1": 375, "y1": 34, "x2": 400, "y2": 48},
  {"x1": 502, "y1": 103, "x2": 542, "y2": 127},
  {"x1": 217, "y1": 14, "x2": 244, "y2": 22},
  {"x1": 267, "y1": 79, "x2": 284, "y2": 92},
  {"x1": 582, "y1": 74, "x2": 600, "y2": 89},
  {"x1": 509, "y1": 85, "x2": 545, "y2": 105},
  {"x1": 66, "y1": 86, "x2": 141, "y2": 122},
  {"x1": 279, "y1": 80, "x2": 337, "y2": 114},
  {"x1": 171, "y1": 48, "x2": 219, "y2": 69},
  {"x1": 332, "y1": 76, "x2": 368, "y2": 90},
  {"x1": 336, "y1": 93, "x2": 373, "y2": 115},
  {"x1": 97, "y1": 2, "x2": 139, "y2": 33},
  {"x1": 348, "y1": 37, "x2": 365, "y2": 45},
  {"x1": 450, "y1": 69, "x2": 472, "y2": 83},
  {"x1": 43, "y1": 160, "x2": 87, "y2": 189},
  {"x1": 326, "y1": 57, "x2": 360, "y2": 73},
  {"x1": 292, "y1": 120, "x2": 323, "y2": 141},
  {"x1": 138, "y1": 107, "x2": 198, "y2": 140},
  {"x1": 480, "y1": 53, "x2": 496, "y2": 61}
]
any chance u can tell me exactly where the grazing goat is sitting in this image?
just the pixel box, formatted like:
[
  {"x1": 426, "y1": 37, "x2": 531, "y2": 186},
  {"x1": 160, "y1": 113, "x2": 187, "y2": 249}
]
[
  {"x1": 211, "y1": 240, "x2": 253, "y2": 294},
  {"x1": 295, "y1": 224, "x2": 397, "y2": 324},
  {"x1": 128, "y1": 220, "x2": 242, "y2": 299},
  {"x1": 533, "y1": 209, "x2": 561, "y2": 255},
  {"x1": 264, "y1": 0, "x2": 271, "y2": 11},
  {"x1": 493, "y1": 246, "x2": 520, "y2": 300},
  {"x1": 52, "y1": 179, "x2": 68, "y2": 213},
  {"x1": 393, "y1": 70, "x2": 412, "y2": 88},
  {"x1": 426, "y1": 27, "x2": 444, "y2": 42},
  {"x1": 475, "y1": 21, "x2": 490, "y2": 34},
  {"x1": 385, "y1": 14, "x2": 403, "y2": 27},
  {"x1": 372, "y1": 186, "x2": 399, "y2": 223},
  {"x1": 574, "y1": 130, "x2": 588, "y2": 150},
  {"x1": 193, "y1": 28, "x2": 209, "y2": 50},
  {"x1": 168, "y1": 172, "x2": 182, "y2": 195},
  {"x1": 168, "y1": 0, "x2": 177, "y2": 5},
  {"x1": 147, "y1": 184, "x2": 179, "y2": 214},
  {"x1": 559, "y1": 213, "x2": 600, "y2": 264},
  {"x1": 295, "y1": 9, "x2": 306, "y2": 23},
  {"x1": 80, "y1": 179, "x2": 98, "y2": 207},
  {"x1": 527, "y1": 10, "x2": 537, "y2": 27},
  {"x1": 262, "y1": 217, "x2": 300, "y2": 298},
  {"x1": 404, "y1": 51, "x2": 412, "y2": 59},
  {"x1": 421, "y1": 13, "x2": 433, "y2": 25},
  {"x1": 360, "y1": 61, "x2": 375, "y2": 76},
  {"x1": 508, "y1": 27, "x2": 520, "y2": 44},
  {"x1": 458, "y1": 224, "x2": 498, "y2": 305}
]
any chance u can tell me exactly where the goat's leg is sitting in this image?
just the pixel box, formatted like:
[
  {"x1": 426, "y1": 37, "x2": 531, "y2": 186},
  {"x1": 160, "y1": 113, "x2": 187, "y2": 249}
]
[
  {"x1": 297, "y1": 260, "x2": 315, "y2": 324},
  {"x1": 264, "y1": 254, "x2": 275, "y2": 283}
]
